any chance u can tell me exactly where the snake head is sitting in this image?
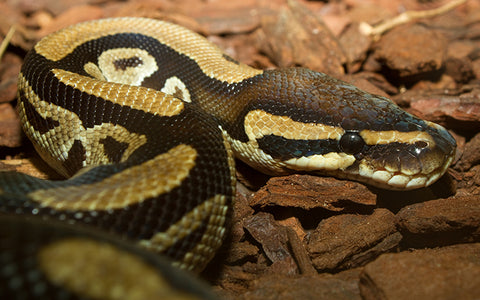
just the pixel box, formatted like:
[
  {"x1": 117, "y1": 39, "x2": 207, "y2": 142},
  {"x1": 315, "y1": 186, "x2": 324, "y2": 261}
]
[
  {"x1": 334, "y1": 118, "x2": 456, "y2": 190},
  {"x1": 234, "y1": 68, "x2": 456, "y2": 190}
]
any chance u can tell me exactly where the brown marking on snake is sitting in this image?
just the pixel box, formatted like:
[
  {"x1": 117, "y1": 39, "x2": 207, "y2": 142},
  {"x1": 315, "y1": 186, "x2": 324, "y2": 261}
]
[
  {"x1": 28, "y1": 144, "x2": 197, "y2": 210},
  {"x1": 99, "y1": 136, "x2": 130, "y2": 163},
  {"x1": 113, "y1": 56, "x2": 143, "y2": 71}
]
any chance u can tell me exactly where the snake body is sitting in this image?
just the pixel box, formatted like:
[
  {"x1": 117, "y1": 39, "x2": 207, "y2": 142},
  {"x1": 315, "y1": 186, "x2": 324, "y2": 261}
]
[
  {"x1": 0, "y1": 216, "x2": 218, "y2": 299},
  {"x1": 0, "y1": 17, "x2": 455, "y2": 296}
]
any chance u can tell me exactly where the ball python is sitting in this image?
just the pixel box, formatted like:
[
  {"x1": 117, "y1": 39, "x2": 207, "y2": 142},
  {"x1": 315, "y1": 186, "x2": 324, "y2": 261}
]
[
  {"x1": 0, "y1": 17, "x2": 455, "y2": 297},
  {"x1": 0, "y1": 216, "x2": 218, "y2": 299}
]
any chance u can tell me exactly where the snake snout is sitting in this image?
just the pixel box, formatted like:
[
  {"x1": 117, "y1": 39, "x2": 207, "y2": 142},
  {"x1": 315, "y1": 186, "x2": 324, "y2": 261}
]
[
  {"x1": 420, "y1": 122, "x2": 457, "y2": 176},
  {"x1": 363, "y1": 121, "x2": 456, "y2": 189}
]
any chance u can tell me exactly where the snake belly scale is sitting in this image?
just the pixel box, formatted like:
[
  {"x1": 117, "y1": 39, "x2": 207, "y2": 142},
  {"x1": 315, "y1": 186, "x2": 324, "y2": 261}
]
[{"x1": 1, "y1": 16, "x2": 455, "y2": 284}]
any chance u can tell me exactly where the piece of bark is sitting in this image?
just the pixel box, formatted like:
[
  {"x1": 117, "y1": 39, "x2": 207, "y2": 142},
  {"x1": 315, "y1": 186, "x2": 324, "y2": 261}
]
[
  {"x1": 373, "y1": 24, "x2": 447, "y2": 80},
  {"x1": 360, "y1": 243, "x2": 480, "y2": 300},
  {"x1": 0, "y1": 103, "x2": 21, "y2": 148},
  {"x1": 409, "y1": 73, "x2": 457, "y2": 91},
  {"x1": 285, "y1": 226, "x2": 316, "y2": 275},
  {"x1": 277, "y1": 216, "x2": 306, "y2": 242},
  {"x1": 341, "y1": 72, "x2": 398, "y2": 96},
  {"x1": 393, "y1": 87, "x2": 480, "y2": 131},
  {"x1": 255, "y1": 0, "x2": 346, "y2": 76},
  {"x1": 455, "y1": 164, "x2": 480, "y2": 196},
  {"x1": 0, "y1": 53, "x2": 22, "y2": 104},
  {"x1": 192, "y1": 2, "x2": 263, "y2": 35},
  {"x1": 338, "y1": 232, "x2": 402, "y2": 270},
  {"x1": 243, "y1": 212, "x2": 298, "y2": 275},
  {"x1": 251, "y1": 174, "x2": 376, "y2": 212},
  {"x1": 0, "y1": 2, "x2": 34, "y2": 50},
  {"x1": 456, "y1": 132, "x2": 480, "y2": 171},
  {"x1": 10, "y1": 0, "x2": 94, "y2": 16},
  {"x1": 223, "y1": 241, "x2": 259, "y2": 265},
  {"x1": 237, "y1": 272, "x2": 361, "y2": 300},
  {"x1": 212, "y1": 264, "x2": 258, "y2": 297},
  {"x1": 207, "y1": 34, "x2": 275, "y2": 70},
  {"x1": 444, "y1": 57, "x2": 475, "y2": 84},
  {"x1": 396, "y1": 196, "x2": 480, "y2": 248},
  {"x1": 338, "y1": 22, "x2": 372, "y2": 73},
  {"x1": 229, "y1": 182, "x2": 255, "y2": 243},
  {"x1": 37, "y1": 4, "x2": 105, "y2": 38},
  {"x1": 306, "y1": 209, "x2": 398, "y2": 271}
]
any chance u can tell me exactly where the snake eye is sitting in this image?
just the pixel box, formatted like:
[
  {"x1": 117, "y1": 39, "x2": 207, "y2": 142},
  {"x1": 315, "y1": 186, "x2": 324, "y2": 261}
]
[
  {"x1": 339, "y1": 131, "x2": 365, "y2": 154},
  {"x1": 414, "y1": 140, "x2": 429, "y2": 148}
]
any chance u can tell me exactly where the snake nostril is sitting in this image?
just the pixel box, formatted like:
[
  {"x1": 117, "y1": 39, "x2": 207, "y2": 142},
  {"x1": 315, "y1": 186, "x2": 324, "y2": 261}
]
[{"x1": 339, "y1": 131, "x2": 365, "y2": 155}]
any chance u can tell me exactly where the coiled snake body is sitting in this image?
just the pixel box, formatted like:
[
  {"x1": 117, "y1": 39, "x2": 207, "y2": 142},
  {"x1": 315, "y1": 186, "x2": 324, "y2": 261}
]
[{"x1": 0, "y1": 17, "x2": 455, "y2": 298}]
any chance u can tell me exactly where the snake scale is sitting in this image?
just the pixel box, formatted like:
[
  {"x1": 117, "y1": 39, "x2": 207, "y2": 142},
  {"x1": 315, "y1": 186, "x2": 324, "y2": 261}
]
[{"x1": 0, "y1": 17, "x2": 455, "y2": 299}]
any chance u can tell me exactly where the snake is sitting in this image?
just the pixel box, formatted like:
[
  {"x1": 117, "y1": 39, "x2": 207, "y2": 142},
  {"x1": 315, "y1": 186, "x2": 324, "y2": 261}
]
[
  {"x1": 0, "y1": 17, "x2": 455, "y2": 298},
  {"x1": 0, "y1": 216, "x2": 218, "y2": 299}
]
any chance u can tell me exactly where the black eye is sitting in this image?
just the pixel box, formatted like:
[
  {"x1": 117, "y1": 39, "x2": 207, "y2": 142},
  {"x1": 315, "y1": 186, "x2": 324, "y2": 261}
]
[
  {"x1": 339, "y1": 132, "x2": 365, "y2": 154},
  {"x1": 414, "y1": 141, "x2": 428, "y2": 148}
]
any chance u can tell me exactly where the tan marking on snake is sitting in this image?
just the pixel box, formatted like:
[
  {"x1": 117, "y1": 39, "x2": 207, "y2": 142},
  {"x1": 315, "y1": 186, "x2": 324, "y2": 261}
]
[
  {"x1": 28, "y1": 144, "x2": 197, "y2": 210},
  {"x1": 220, "y1": 126, "x2": 237, "y2": 190},
  {"x1": 360, "y1": 129, "x2": 435, "y2": 146},
  {"x1": 175, "y1": 195, "x2": 228, "y2": 271},
  {"x1": 35, "y1": 18, "x2": 262, "y2": 83},
  {"x1": 18, "y1": 74, "x2": 148, "y2": 176},
  {"x1": 38, "y1": 238, "x2": 200, "y2": 300},
  {"x1": 52, "y1": 69, "x2": 184, "y2": 116},
  {"x1": 244, "y1": 110, "x2": 344, "y2": 141},
  {"x1": 221, "y1": 126, "x2": 290, "y2": 175},
  {"x1": 85, "y1": 123, "x2": 148, "y2": 164},
  {"x1": 139, "y1": 194, "x2": 227, "y2": 272}
]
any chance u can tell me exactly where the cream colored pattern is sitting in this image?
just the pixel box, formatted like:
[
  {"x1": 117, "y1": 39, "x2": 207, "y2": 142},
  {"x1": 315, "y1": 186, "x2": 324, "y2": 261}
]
[
  {"x1": 85, "y1": 48, "x2": 158, "y2": 86},
  {"x1": 360, "y1": 129, "x2": 435, "y2": 146},
  {"x1": 285, "y1": 152, "x2": 356, "y2": 171},
  {"x1": 35, "y1": 18, "x2": 263, "y2": 83},
  {"x1": 161, "y1": 76, "x2": 191, "y2": 103}
]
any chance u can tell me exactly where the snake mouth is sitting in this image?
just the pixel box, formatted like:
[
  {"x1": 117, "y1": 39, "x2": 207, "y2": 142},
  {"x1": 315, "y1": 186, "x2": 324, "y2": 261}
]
[
  {"x1": 351, "y1": 122, "x2": 457, "y2": 190},
  {"x1": 356, "y1": 153, "x2": 455, "y2": 190}
]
